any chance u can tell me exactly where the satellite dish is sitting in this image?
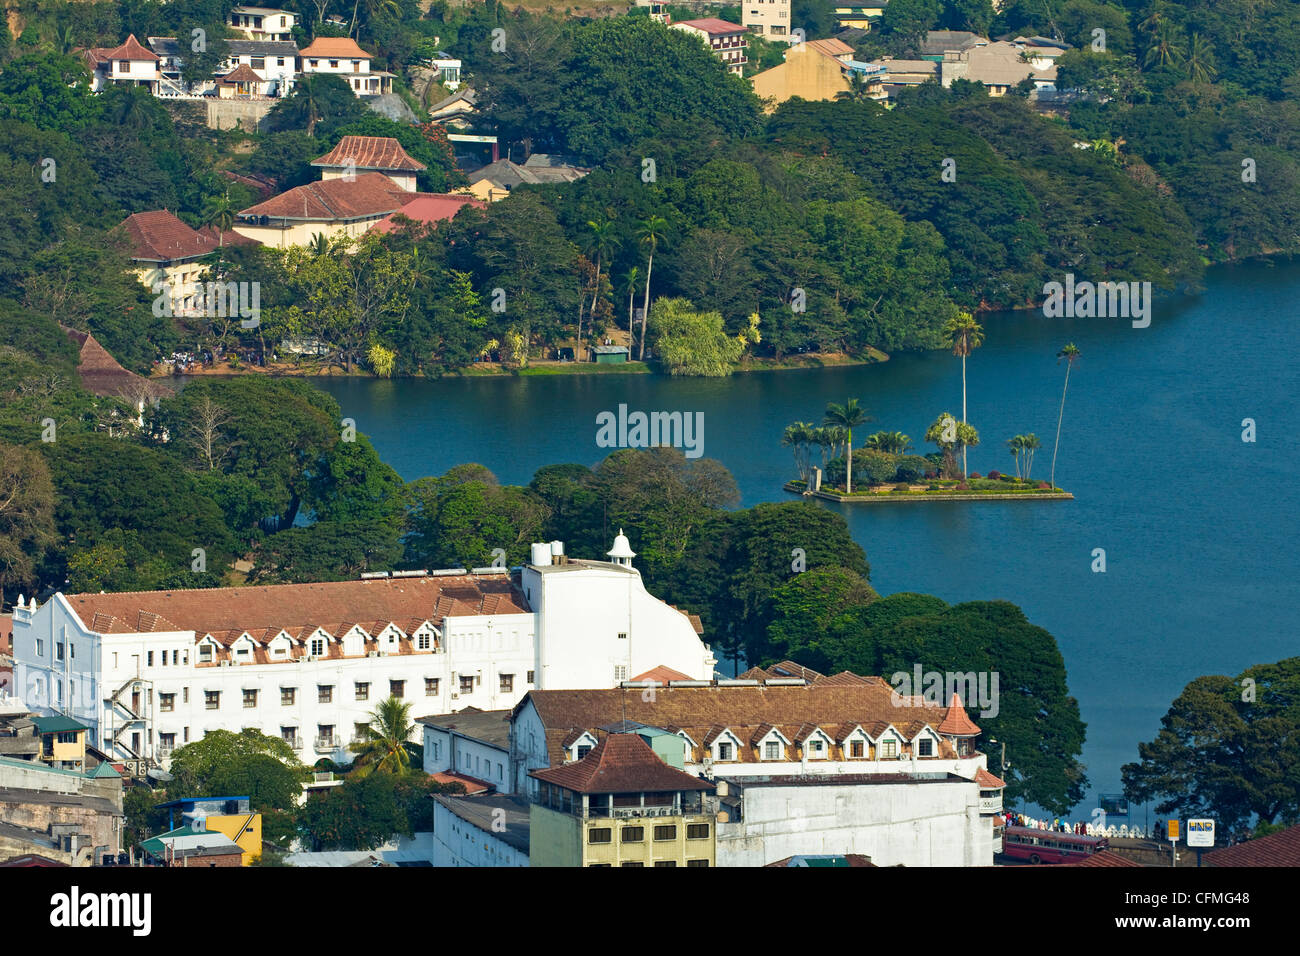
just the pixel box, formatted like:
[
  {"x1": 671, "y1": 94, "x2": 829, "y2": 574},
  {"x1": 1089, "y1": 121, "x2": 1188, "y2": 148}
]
[{"x1": 147, "y1": 768, "x2": 173, "y2": 782}]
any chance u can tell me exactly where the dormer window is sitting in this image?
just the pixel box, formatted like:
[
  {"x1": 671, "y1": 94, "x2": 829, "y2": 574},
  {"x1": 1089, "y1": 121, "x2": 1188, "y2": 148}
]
[
  {"x1": 199, "y1": 643, "x2": 213, "y2": 663},
  {"x1": 764, "y1": 741, "x2": 780, "y2": 760},
  {"x1": 718, "y1": 742, "x2": 733, "y2": 761},
  {"x1": 881, "y1": 738, "x2": 898, "y2": 758},
  {"x1": 310, "y1": 638, "x2": 325, "y2": 657},
  {"x1": 417, "y1": 633, "x2": 430, "y2": 650},
  {"x1": 919, "y1": 738, "x2": 933, "y2": 757}
]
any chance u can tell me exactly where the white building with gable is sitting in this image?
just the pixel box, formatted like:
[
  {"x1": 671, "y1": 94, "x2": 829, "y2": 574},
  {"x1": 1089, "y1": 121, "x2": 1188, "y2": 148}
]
[{"x1": 10, "y1": 535, "x2": 714, "y2": 774}]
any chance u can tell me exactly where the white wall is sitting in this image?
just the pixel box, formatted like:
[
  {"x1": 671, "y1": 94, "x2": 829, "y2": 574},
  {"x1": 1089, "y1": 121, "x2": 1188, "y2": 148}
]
[
  {"x1": 432, "y1": 803, "x2": 527, "y2": 867},
  {"x1": 422, "y1": 725, "x2": 511, "y2": 791},
  {"x1": 716, "y1": 779, "x2": 994, "y2": 867},
  {"x1": 522, "y1": 561, "x2": 715, "y2": 690}
]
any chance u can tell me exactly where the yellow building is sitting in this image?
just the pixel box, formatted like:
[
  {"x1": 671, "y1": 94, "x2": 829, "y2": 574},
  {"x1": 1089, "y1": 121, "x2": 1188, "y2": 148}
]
[
  {"x1": 32, "y1": 715, "x2": 88, "y2": 772},
  {"x1": 529, "y1": 734, "x2": 716, "y2": 868},
  {"x1": 200, "y1": 812, "x2": 262, "y2": 864},
  {"x1": 833, "y1": 4, "x2": 887, "y2": 30},
  {"x1": 751, "y1": 40, "x2": 885, "y2": 110}
]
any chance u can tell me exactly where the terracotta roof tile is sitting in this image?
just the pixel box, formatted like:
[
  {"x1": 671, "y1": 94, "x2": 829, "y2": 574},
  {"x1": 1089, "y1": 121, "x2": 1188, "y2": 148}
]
[
  {"x1": 104, "y1": 34, "x2": 159, "y2": 62},
  {"x1": 299, "y1": 37, "x2": 373, "y2": 58},
  {"x1": 219, "y1": 63, "x2": 263, "y2": 85},
  {"x1": 313, "y1": 136, "x2": 426, "y2": 172},
  {"x1": 63, "y1": 577, "x2": 529, "y2": 652},
  {"x1": 530, "y1": 734, "x2": 715, "y2": 794},
  {"x1": 116, "y1": 210, "x2": 217, "y2": 262},
  {"x1": 974, "y1": 768, "x2": 1006, "y2": 788},
  {"x1": 937, "y1": 693, "x2": 981, "y2": 736},
  {"x1": 238, "y1": 172, "x2": 408, "y2": 222},
  {"x1": 674, "y1": 18, "x2": 746, "y2": 35},
  {"x1": 1062, "y1": 850, "x2": 1144, "y2": 867},
  {"x1": 1205, "y1": 825, "x2": 1300, "y2": 867},
  {"x1": 371, "y1": 193, "x2": 484, "y2": 234}
]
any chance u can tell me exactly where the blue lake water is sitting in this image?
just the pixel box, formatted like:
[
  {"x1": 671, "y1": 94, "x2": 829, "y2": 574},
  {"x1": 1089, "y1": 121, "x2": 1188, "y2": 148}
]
[{"x1": 313, "y1": 259, "x2": 1300, "y2": 819}]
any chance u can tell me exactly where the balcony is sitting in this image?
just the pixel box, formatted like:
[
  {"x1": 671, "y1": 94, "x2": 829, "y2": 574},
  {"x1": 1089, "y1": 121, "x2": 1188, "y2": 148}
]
[
  {"x1": 283, "y1": 738, "x2": 302, "y2": 751},
  {"x1": 314, "y1": 737, "x2": 338, "y2": 752},
  {"x1": 979, "y1": 796, "x2": 1003, "y2": 813}
]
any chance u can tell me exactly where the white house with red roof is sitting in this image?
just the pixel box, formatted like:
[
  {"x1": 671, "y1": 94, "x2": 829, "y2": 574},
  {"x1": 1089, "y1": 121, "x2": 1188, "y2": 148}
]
[
  {"x1": 114, "y1": 210, "x2": 223, "y2": 316},
  {"x1": 82, "y1": 35, "x2": 160, "y2": 94},
  {"x1": 234, "y1": 136, "x2": 481, "y2": 247},
  {"x1": 297, "y1": 36, "x2": 393, "y2": 95},
  {"x1": 10, "y1": 535, "x2": 716, "y2": 776},
  {"x1": 671, "y1": 18, "x2": 749, "y2": 75}
]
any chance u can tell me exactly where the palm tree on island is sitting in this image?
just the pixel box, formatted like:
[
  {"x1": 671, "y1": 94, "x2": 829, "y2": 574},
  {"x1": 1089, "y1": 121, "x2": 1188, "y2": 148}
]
[
  {"x1": 942, "y1": 311, "x2": 985, "y2": 479},
  {"x1": 823, "y1": 398, "x2": 872, "y2": 493},
  {"x1": 349, "y1": 696, "x2": 416, "y2": 777},
  {"x1": 1050, "y1": 343, "x2": 1081, "y2": 490},
  {"x1": 864, "y1": 431, "x2": 912, "y2": 455}
]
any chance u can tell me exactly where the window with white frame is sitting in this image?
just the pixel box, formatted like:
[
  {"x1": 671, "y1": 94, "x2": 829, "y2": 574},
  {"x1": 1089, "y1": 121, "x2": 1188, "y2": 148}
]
[
  {"x1": 918, "y1": 737, "x2": 933, "y2": 757},
  {"x1": 881, "y1": 738, "x2": 898, "y2": 758},
  {"x1": 764, "y1": 740, "x2": 781, "y2": 760},
  {"x1": 310, "y1": 637, "x2": 325, "y2": 657}
]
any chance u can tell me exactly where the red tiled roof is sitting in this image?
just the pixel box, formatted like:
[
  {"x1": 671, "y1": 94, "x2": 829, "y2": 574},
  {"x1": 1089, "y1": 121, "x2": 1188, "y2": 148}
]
[
  {"x1": 116, "y1": 210, "x2": 217, "y2": 262},
  {"x1": 519, "y1": 682, "x2": 967, "y2": 769},
  {"x1": 61, "y1": 326, "x2": 170, "y2": 401},
  {"x1": 1205, "y1": 825, "x2": 1300, "y2": 867},
  {"x1": 313, "y1": 136, "x2": 426, "y2": 172},
  {"x1": 219, "y1": 63, "x2": 262, "y2": 84},
  {"x1": 1061, "y1": 850, "x2": 1144, "y2": 867},
  {"x1": 299, "y1": 37, "x2": 372, "y2": 58},
  {"x1": 430, "y1": 771, "x2": 492, "y2": 795},
  {"x1": 974, "y1": 768, "x2": 1006, "y2": 788},
  {"x1": 937, "y1": 693, "x2": 981, "y2": 736},
  {"x1": 631, "y1": 665, "x2": 693, "y2": 683},
  {"x1": 529, "y1": 733, "x2": 715, "y2": 794},
  {"x1": 371, "y1": 194, "x2": 484, "y2": 234},
  {"x1": 239, "y1": 172, "x2": 408, "y2": 222},
  {"x1": 104, "y1": 34, "x2": 159, "y2": 62},
  {"x1": 63, "y1": 575, "x2": 531, "y2": 640},
  {"x1": 0, "y1": 854, "x2": 70, "y2": 867},
  {"x1": 675, "y1": 18, "x2": 746, "y2": 36}
]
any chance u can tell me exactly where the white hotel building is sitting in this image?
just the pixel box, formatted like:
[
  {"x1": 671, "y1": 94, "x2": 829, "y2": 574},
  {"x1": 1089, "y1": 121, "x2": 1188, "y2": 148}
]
[{"x1": 10, "y1": 534, "x2": 714, "y2": 772}]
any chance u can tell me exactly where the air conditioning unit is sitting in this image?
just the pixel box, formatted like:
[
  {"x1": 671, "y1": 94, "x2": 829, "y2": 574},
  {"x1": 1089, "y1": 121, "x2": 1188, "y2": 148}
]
[
  {"x1": 367, "y1": 651, "x2": 379, "y2": 658},
  {"x1": 450, "y1": 693, "x2": 459, "y2": 700}
]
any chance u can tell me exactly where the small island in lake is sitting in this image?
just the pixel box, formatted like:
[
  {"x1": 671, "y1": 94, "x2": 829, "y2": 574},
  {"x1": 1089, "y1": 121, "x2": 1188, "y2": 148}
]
[{"x1": 781, "y1": 399, "x2": 1073, "y2": 503}]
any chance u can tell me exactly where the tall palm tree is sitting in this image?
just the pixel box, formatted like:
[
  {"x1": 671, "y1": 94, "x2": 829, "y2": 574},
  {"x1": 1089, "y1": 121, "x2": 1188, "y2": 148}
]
[
  {"x1": 350, "y1": 0, "x2": 400, "y2": 38},
  {"x1": 293, "y1": 75, "x2": 327, "y2": 137},
  {"x1": 864, "y1": 431, "x2": 912, "y2": 455},
  {"x1": 309, "y1": 232, "x2": 331, "y2": 257},
  {"x1": 636, "y1": 215, "x2": 668, "y2": 361},
  {"x1": 1050, "y1": 343, "x2": 1081, "y2": 490},
  {"x1": 348, "y1": 696, "x2": 416, "y2": 777},
  {"x1": 926, "y1": 413, "x2": 979, "y2": 479},
  {"x1": 1144, "y1": 22, "x2": 1186, "y2": 69},
  {"x1": 621, "y1": 265, "x2": 640, "y2": 335},
  {"x1": 1020, "y1": 433, "x2": 1042, "y2": 482},
  {"x1": 1006, "y1": 435, "x2": 1025, "y2": 478},
  {"x1": 202, "y1": 191, "x2": 236, "y2": 247},
  {"x1": 782, "y1": 421, "x2": 815, "y2": 485},
  {"x1": 581, "y1": 216, "x2": 620, "y2": 361},
  {"x1": 942, "y1": 311, "x2": 985, "y2": 479},
  {"x1": 1185, "y1": 33, "x2": 1218, "y2": 85},
  {"x1": 823, "y1": 398, "x2": 872, "y2": 493}
]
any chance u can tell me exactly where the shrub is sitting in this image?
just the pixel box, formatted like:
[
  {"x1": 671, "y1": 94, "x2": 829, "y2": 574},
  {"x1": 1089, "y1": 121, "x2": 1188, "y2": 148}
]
[
  {"x1": 927, "y1": 482, "x2": 941, "y2": 491},
  {"x1": 923, "y1": 471, "x2": 937, "y2": 479},
  {"x1": 891, "y1": 484, "x2": 911, "y2": 494},
  {"x1": 956, "y1": 481, "x2": 970, "y2": 490},
  {"x1": 987, "y1": 470, "x2": 1001, "y2": 480},
  {"x1": 1037, "y1": 482, "x2": 1051, "y2": 489},
  {"x1": 968, "y1": 472, "x2": 981, "y2": 479},
  {"x1": 852, "y1": 448, "x2": 901, "y2": 486}
]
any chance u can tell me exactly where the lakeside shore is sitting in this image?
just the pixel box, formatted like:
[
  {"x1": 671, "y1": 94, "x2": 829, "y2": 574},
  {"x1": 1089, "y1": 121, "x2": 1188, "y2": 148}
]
[{"x1": 156, "y1": 347, "x2": 889, "y2": 382}]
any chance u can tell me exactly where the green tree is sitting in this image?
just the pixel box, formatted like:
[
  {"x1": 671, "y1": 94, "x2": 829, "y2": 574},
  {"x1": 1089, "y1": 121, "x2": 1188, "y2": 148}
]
[
  {"x1": 349, "y1": 696, "x2": 418, "y2": 777},
  {"x1": 166, "y1": 730, "x2": 306, "y2": 806},
  {"x1": 941, "y1": 311, "x2": 983, "y2": 478},
  {"x1": 1122, "y1": 657, "x2": 1300, "y2": 832},
  {"x1": 863, "y1": 431, "x2": 912, "y2": 455},
  {"x1": 822, "y1": 398, "x2": 872, "y2": 493},
  {"x1": 0, "y1": 441, "x2": 57, "y2": 592},
  {"x1": 636, "y1": 215, "x2": 669, "y2": 361},
  {"x1": 924, "y1": 412, "x2": 979, "y2": 479},
  {"x1": 648, "y1": 297, "x2": 745, "y2": 377}
]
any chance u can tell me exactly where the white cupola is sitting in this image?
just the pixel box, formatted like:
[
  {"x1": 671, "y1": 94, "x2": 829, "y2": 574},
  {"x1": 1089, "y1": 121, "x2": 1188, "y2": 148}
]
[{"x1": 607, "y1": 529, "x2": 636, "y2": 568}]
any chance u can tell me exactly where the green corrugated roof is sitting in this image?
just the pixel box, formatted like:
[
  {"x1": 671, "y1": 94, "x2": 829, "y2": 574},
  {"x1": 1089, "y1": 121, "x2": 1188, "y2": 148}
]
[
  {"x1": 31, "y1": 715, "x2": 88, "y2": 735},
  {"x1": 88, "y1": 761, "x2": 121, "y2": 778}
]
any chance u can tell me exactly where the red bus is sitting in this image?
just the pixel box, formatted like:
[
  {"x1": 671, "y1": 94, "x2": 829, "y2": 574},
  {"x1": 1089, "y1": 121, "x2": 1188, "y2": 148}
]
[{"x1": 1000, "y1": 825, "x2": 1109, "y2": 864}]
